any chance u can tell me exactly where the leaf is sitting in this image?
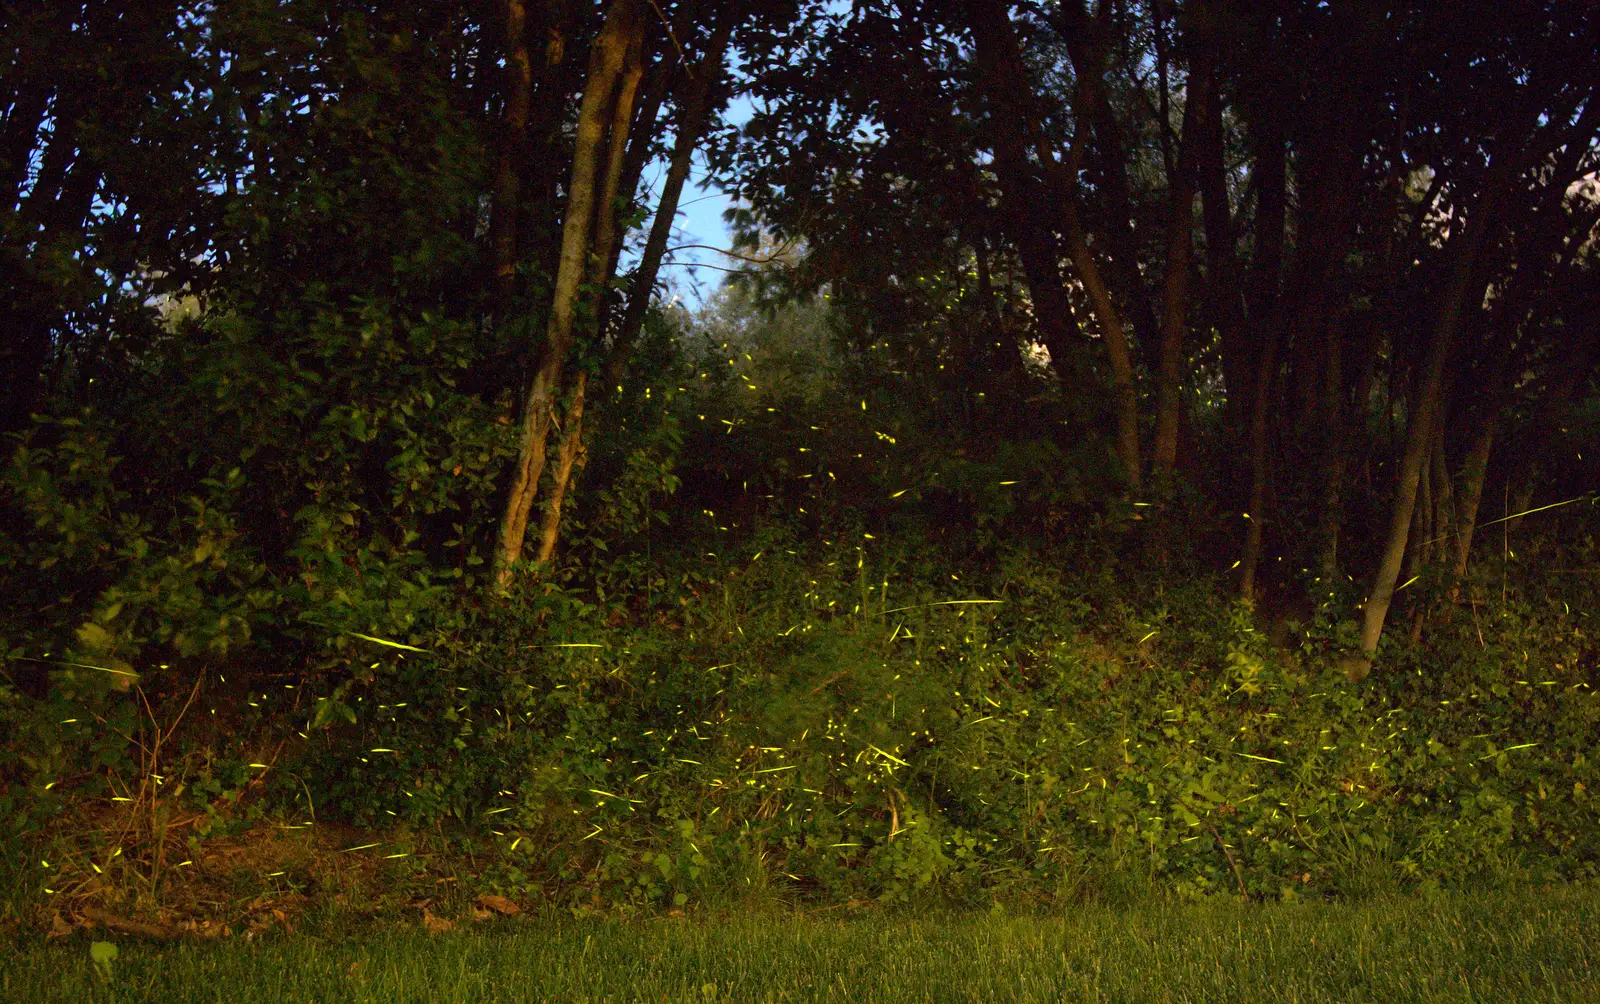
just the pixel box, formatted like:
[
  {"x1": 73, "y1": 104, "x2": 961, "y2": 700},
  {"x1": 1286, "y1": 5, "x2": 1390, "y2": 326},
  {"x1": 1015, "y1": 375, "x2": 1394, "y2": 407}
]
[
  {"x1": 421, "y1": 909, "x2": 455, "y2": 934},
  {"x1": 75, "y1": 622, "x2": 113, "y2": 652},
  {"x1": 474, "y1": 894, "x2": 520, "y2": 916}
]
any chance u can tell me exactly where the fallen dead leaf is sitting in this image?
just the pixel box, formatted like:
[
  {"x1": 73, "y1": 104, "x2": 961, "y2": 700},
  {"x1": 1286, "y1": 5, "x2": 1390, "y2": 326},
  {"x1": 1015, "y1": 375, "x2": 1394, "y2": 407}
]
[
  {"x1": 47, "y1": 910, "x2": 73, "y2": 940},
  {"x1": 421, "y1": 909, "x2": 455, "y2": 934},
  {"x1": 475, "y1": 894, "x2": 521, "y2": 916}
]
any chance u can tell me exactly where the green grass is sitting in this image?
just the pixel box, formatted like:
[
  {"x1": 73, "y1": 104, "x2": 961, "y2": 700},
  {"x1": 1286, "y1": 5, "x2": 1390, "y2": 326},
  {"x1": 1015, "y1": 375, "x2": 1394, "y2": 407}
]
[{"x1": 4, "y1": 885, "x2": 1597, "y2": 1002}]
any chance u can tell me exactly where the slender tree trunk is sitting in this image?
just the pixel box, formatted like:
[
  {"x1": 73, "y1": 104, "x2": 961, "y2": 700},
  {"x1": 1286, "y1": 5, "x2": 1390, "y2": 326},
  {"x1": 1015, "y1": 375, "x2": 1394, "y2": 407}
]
[
  {"x1": 1196, "y1": 59, "x2": 1248, "y2": 443},
  {"x1": 1245, "y1": 100, "x2": 1360, "y2": 595},
  {"x1": 1408, "y1": 438, "x2": 1433, "y2": 575},
  {"x1": 1431, "y1": 422, "x2": 1453, "y2": 570},
  {"x1": 1239, "y1": 304, "x2": 1281, "y2": 602},
  {"x1": 1359, "y1": 159, "x2": 1512, "y2": 656},
  {"x1": 494, "y1": 0, "x2": 645, "y2": 589},
  {"x1": 534, "y1": 15, "x2": 736, "y2": 568},
  {"x1": 1452, "y1": 416, "x2": 1496, "y2": 586},
  {"x1": 487, "y1": 0, "x2": 535, "y2": 314},
  {"x1": 1060, "y1": 0, "x2": 1160, "y2": 371},
  {"x1": 535, "y1": 373, "x2": 589, "y2": 565},
  {"x1": 1063, "y1": 218, "x2": 1143, "y2": 492},
  {"x1": 1150, "y1": 43, "x2": 1209, "y2": 485},
  {"x1": 612, "y1": 17, "x2": 734, "y2": 379},
  {"x1": 1150, "y1": 143, "x2": 1197, "y2": 483},
  {"x1": 1244, "y1": 120, "x2": 1286, "y2": 361},
  {"x1": 596, "y1": 55, "x2": 668, "y2": 299},
  {"x1": 980, "y1": 0, "x2": 1140, "y2": 481},
  {"x1": 531, "y1": 22, "x2": 647, "y2": 568},
  {"x1": 1315, "y1": 313, "x2": 1348, "y2": 579}
]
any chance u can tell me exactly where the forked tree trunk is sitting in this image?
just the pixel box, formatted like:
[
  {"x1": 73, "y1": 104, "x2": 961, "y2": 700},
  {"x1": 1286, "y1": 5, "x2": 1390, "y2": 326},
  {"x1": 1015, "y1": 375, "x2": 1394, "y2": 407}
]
[
  {"x1": 536, "y1": 371, "x2": 591, "y2": 565},
  {"x1": 612, "y1": 17, "x2": 735, "y2": 382},
  {"x1": 1060, "y1": 0, "x2": 1162, "y2": 386},
  {"x1": 535, "y1": 15, "x2": 736, "y2": 568},
  {"x1": 532, "y1": 25, "x2": 647, "y2": 568},
  {"x1": 997, "y1": 0, "x2": 1142, "y2": 491},
  {"x1": 1359, "y1": 158, "x2": 1512, "y2": 657},
  {"x1": 494, "y1": 0, "x2": 645, "y2": 589}
]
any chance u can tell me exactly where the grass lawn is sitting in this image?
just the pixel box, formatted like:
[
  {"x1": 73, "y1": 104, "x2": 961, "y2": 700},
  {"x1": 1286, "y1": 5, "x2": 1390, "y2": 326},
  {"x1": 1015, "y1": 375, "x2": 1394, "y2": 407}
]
[{"x1": 3, "y1": 884, "x2": 1595, "y2": 1003}]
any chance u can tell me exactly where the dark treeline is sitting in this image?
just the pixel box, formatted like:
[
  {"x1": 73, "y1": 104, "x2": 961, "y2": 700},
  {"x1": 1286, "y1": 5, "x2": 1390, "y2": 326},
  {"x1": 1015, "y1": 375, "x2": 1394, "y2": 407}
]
[{"x1": 1, "y1": 0, "x2": 1597, "y2": 921}]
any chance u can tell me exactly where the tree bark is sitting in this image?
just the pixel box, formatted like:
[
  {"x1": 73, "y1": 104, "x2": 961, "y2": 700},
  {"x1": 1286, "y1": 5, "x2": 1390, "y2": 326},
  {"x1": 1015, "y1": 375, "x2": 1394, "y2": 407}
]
[
  {"x1": 535, "y1": 14, "x2": 736, "y2": 569},
  {"x1": 532, "y1": 19, "x2": 647, "y2": 568},
  {"x1": 1063, "y1": 216, "x2": 1143, "y2": 492},
  {"x1": 1314, "y1": 313, "x2": 1348, "y2": 579},
  {"x1": 1430, "y1": 419, "x2": 1453, "y2": 571},
  {"x1": 1196, "y1": 55, "x2": 1248, "y2": 443},
  {"x1": 487, "y1": 0, "x2": 535, "y2": 315},
  {"x1": 968, "y1": 0, "x2": 1085, "y2": 388},
  {"x1": 1451, "y1": 416, "x2": 1496, "y2": 585},
  {"x1": 1359, "y1": 155, "x2": 1513, "y2": 657},
  {"x1": 1058, "y1": 0, "x2": 1161, "y2": 370},
  {"x1": 1150, "y1": 44, "x2": 1209, "y2": 485},
  {"x1": 494, "y1": 0, "x2": 645, "y2": 589},
  {"x1": 1238, "y1": 294, "x2": 1281, "y2": 602}
]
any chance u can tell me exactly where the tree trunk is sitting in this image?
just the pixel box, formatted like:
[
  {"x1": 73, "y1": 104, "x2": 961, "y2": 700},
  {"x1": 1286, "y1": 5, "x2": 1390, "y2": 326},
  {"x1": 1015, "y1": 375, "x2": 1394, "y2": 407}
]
[
  {"x1": 1449, "y1": 414, "x2": 1496, "y2": 601},
  {"x1": 530, "y1": 20, "x2": 646, "y2": 568},
  {"x1": 612, "y1": 17, "x2": 735, "y2": 381},
  {"x1": 1238, "y1": 302, "x2": 1281, "y2": 602},
  {"x1": 968, "y1": 0, "x2": 1085, "y2": 388},
  {"x1": 535, "y1": 372, "x2": 589, "y2": 565},
  {"x1": 1407, "y1": 435, "x2": 1433, "y2": 577},
  {"x1": 1359, "y1": 158, "x2": 1512, "y2": 656},
  {"x1": 494, "y1": 0, "x2": 645, "y2": 589},
  {"x1": 1405, "y1": 436, "x2": 1434, "y2": 643},
  {"x1": 1059, "y1": 0, "x2": 1161, "y2": 373},
  {"x1": 487, "y1": 0, "x2": 535, "y2": 314},
  {"x1": 1196, "y1": 56, "x2": 1249, "y2": 443},
  {"x1": 1430, "y1": 421, "x2": 1453, "y2": 571},
  {"x1": 1150, "y1": 161, "x2": 1196, "y2": 483},
  {"x1": 535, "y1": 15, "x2": 737, "y2": 568},
  {"x1": 1063, "y1": 217, "x2": 1143, "y2": 492},
  {"x1": 1150, "y1": 45, "x2": 1209, "y2": 485},
  {"x1": 1315, "y1": 313, "x2": 1348, "y2": 579}
]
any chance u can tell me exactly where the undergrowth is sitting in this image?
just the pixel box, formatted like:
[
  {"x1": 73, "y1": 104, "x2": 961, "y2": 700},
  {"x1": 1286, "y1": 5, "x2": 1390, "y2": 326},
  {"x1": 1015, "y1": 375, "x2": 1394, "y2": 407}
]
[{"x1": 4, "y1": 526, "x2": 1595, "y2": 938}]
